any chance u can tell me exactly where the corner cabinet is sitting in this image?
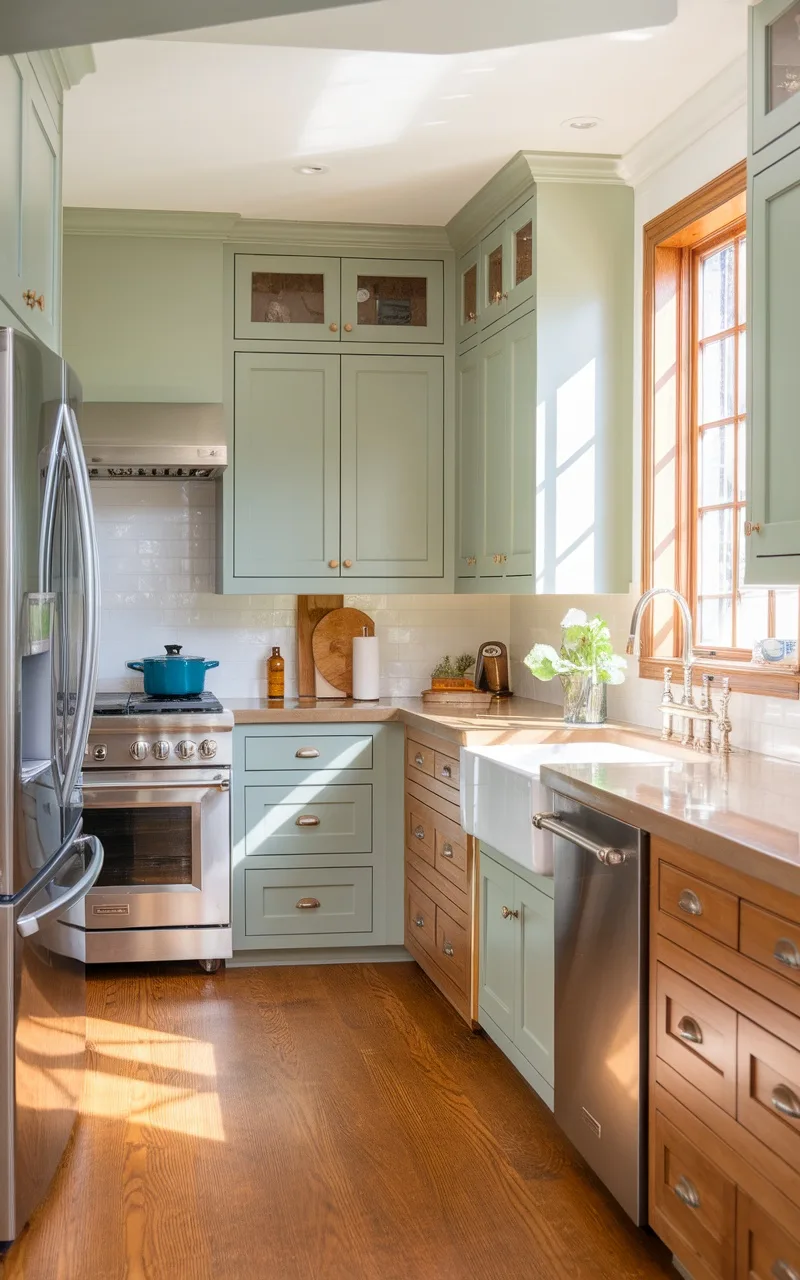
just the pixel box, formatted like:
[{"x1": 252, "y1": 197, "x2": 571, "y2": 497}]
[{"x1": 222, "y1": 243, "x2": 452, "y2": 594}]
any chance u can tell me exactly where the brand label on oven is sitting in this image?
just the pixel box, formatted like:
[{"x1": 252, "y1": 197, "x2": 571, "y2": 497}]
[{"x1": 92, "y1": 904, "x2": 131, "y2": 916}]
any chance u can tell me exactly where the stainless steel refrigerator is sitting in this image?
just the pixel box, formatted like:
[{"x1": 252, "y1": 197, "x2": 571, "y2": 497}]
[{"x1": 0, "y1": 328, "x2": 104, "y2": 1245}]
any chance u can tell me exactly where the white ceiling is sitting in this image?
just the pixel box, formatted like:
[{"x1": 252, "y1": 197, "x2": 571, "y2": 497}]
[{"x1": 63, "y1": 0, "x2": 748, "y2": 226}]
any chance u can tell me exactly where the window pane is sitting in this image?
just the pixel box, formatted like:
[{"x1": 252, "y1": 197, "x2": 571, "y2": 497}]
[
  {"x1": 700, "y1": 507, "x2": 733, "y2": 595},
  {"x1": 775, "y1": 591, "x2": 800, "y2": 640},
  {"x1": 699, "y1": 597, "x2": 732, "y2": 647},
  {"x1": 699, "y1": 424, "x2": 734, "y2": 506},
  {"x1": 699, "y1": 336, "x2": 735, "y2": 424},
  {"x1": 738, "y1": 330, "x2": 746, "y2": 416},
  {"x1": 738, "y1": 237, "x2": 746, "y2": 326},
  {"x1": 737, "y1": 419, "x2": 747, "y2": 502},
  {"x1": 700, "y1": 244, "x2": 735, "y2": 337},
  {"x1": 737, "y1": 590, "x2": 769, "y2": 650}
]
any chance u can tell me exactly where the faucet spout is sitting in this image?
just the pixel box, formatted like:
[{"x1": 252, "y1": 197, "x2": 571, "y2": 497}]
[{"x1": 627, "y1": 588, "x2": 694, "y2": 667}]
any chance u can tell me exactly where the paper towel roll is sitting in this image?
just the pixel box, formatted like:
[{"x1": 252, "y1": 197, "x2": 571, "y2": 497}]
[{"x1": 352, "y1": 634, "x2": 380, "y2": 701}]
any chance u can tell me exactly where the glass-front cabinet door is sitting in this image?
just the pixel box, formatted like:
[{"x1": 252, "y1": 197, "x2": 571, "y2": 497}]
[
  {"x1": 480, "y1": 225, "x2": 508, "y2": 330},
  {"x1": 505, "y1": 197, "x2": 536, "y2": 314},
  {"x1": 233, "y1": 254, "x2": 341, "y2": 341},
  {"x1": 457, "y1": 245, "x2": 480, "y2": 346},
  {"x1": 751, "y1": 0, "x2": 800, "y2": 153},
  {"x1": 340, "y1": 258, "x2": 443, "y2": 343}
]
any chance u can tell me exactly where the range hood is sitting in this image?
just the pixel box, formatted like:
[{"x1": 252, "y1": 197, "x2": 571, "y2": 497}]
[{"x1": 80, "y1": 402, "x2": 227, "y2": 479}]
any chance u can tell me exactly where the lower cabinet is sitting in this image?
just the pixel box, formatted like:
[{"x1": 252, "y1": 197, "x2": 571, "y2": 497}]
[
  {"x1": 478, "y1": 845, "x2": 554, "y2": 1108},
  {"x1": 232, "y1": 722, "x2": 404, "y2": 952}
]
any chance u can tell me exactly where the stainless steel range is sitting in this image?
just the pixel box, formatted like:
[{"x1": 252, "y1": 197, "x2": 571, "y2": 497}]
[{"x1": 61, "y1": 691, "x2": 233, "y2": 969}]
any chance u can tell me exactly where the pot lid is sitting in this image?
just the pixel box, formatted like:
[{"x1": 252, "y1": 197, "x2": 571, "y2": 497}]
[{"x1": 142, "y1": 644, "x2": 205, "y2": 662}]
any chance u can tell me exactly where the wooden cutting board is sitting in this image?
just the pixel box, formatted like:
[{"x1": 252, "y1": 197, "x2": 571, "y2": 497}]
[
  {"x1": 296, "y1": 595, "x2": 343, "y2": 698},
  {"x1": 312, "y1": 607, "x2": 375, "y2": 696}
]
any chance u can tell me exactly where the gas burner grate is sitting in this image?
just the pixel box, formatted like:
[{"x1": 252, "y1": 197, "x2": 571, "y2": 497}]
[{"x1": 94, "y1": 691, "x2": 224, "y2": 716}]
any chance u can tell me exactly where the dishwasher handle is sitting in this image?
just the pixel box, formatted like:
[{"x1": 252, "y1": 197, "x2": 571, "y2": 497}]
[{"x1": 533, "y1": 813, "x2": 627, "y2": 866}]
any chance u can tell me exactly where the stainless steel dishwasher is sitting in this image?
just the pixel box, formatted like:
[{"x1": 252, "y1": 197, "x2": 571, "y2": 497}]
[{"x1": 534, "y1": 793, "x2": 648, "y2": 1225}]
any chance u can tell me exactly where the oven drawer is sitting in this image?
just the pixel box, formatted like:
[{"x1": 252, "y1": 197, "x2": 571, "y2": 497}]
[
  {"x1": 244, "y1": 784, "x2": 372, "y2": 856},
  {"x1": 243, "y1": 734, "x2": 373, "y2": 774},
  {"x1": 244, "y1": 867, "x2": 373, "y2": 936}
]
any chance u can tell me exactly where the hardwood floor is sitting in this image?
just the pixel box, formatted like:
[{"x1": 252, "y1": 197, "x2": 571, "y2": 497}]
[{"x1": 2, "y1": 962, "x2": 673, "y2": 1280}]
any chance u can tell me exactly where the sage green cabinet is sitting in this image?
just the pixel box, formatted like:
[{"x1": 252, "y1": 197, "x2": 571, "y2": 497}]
[
  {"x1": 456, "y1": 344, "x2": 481, "y2": 579},
  {"x1": 340, "y1": 355, "x2": 444, "y2": 578},
  {"x1": 478, "y1": 846, "x2": 554, "y2": 1108},
  {"x1": 234, "y1": 253, "x2": 341, "y2": 342},
  {"x1": 750, "y1": 0, "x2": 800, "y2": 155},
  {"x1": 0, "y1": 59, "x2": 23, "y2": 315},
  {"x1": 457, "y1": 244, "x2": 479, "y2": 347},
  {"x1": 341, "y1": 258, "x2": 443, "y2": 343}
]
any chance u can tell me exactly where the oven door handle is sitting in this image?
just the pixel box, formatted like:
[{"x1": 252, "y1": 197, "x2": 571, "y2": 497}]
[{"x1": 83, "y1": 776, "x2": 230, "y2": 795}]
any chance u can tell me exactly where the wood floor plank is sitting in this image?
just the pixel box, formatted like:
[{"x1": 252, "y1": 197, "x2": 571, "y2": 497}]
[{"x1": 1, "y1": 962, "x2": 673, "y2": 1280}]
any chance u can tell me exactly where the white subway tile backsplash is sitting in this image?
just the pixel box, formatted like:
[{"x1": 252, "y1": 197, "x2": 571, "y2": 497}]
[{"x1": 92, "y1": 479, "x2": 510, "y2": 699}]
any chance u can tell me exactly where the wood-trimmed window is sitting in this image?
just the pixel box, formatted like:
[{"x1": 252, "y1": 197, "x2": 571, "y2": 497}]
[{"x1": 641, "y1": 160, "x2": 800, "y2": 699}]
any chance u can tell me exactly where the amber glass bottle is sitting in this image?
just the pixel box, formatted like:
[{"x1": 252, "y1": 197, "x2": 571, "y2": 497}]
[{"x1": 267, "y1": 646, "x2": 285, "y2": 700}]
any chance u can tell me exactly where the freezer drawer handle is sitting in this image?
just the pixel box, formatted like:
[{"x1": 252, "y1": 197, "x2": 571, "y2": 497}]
[
  {"x1": 677, "y1": 889, "x2": 703, "y2": 917},
  {"x1": 296, "y1": 898, "x2": 321, "y2": 910},
  {"x1": 532, "y1": 814, "x2": 626, "y2": 866},
  {"x1": 677, "y1": 1016, "x2": 703, "y2": 1045},
  {"x1": 772, "y1": 1260, "x2": 800, "y2": 1280},
  {"x1": 295, "y1": 815, "x2": 321, "y2": 827},
  {"x1": 17, "y1": 835, "x2": 104, "y2": 938},
  {"x1": 774, "y1": 938, "x2": 800, "y2": 970},
  {"x1": 295, "y1": 748, "x2": 320, "y2": 759},
  {"x1": 673, "y1": 1177, "x2": 700, "y2": 1210},
  {"x1": 771, "y1": 1084, "x2": 800, "y2": 1120}
]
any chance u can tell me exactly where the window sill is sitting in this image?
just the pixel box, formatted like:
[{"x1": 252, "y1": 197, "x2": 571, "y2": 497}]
[{"x1": 638, "y1": 656, "x2": 800, "y2": 700}]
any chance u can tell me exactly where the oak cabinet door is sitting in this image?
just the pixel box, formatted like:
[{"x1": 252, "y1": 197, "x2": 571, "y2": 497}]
[
  {"x1": 514, "y1": 877, "x2": 554, "y2": 1087},
  {"x1": 751, "y1": 0, "x2": 800, "y2": 155},
  {"x1": 746, "y1": 145, "x2": 800, "y2": 583},
  {"x1": 233, "y1": 352, "x2": 340, "y2": 579},
  {"x1": 341, "y1": 258, "x2": 443, "y2": 343},
  {"x1": 340, "y1": 355, "x2": 444, "y2": 578},
  {"x1": 456, "y1": 344, "x2": 481, "y2": 579},
  {"x1": 479, "y1": 854, "x2": 516, "y2": 1040},
  {"x1": 234, "y1": 254, "x2": 341, "y2": 341},
  {"x1": 19, "y1": 60, "x2": 60, "y2": 349}
]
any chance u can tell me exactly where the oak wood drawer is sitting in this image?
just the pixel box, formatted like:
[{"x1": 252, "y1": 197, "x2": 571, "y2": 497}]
[
  {"x1": 435, "y1": 827, "x2": 469, "y2": 894},
  {"x1": 738, "y1": 1016, "x2": 800, "y2": 1175},
  {"x1": 740, "y1": 901, "x2": 800, "y2": 988},
  {"x1": 406, "y1": 877, "x2": 436, "y2": 956},
  {"x1": 407, "y1": 801, "x2": 435, "y2": 864},
  {"x1": 652, "y1": 1109, "x2": 736, "y2": 1280},
  {"x1": 406, "y1": 849, "x2": 470, "y2": 921},
  {"x1": 244, "y1": 784, "x2": 372, "y2": 857},
  {"x1": 406, "y1": 738, "x2": 434, "y2": 779},
  {"x1": 244, "y1": 867, "x2": 372, "y2": 937},
  {"x1": 736, "y1": 1188, "x2": 800, "y2": 1280},
  {"x1": 435, "y1": 904, "x2": 469, "y2": 992},
  {"x1": 659, "y1": 861, "x2": 739, "y2": 949},
  {"x1": 656, "y1": 964, "x2": 738, "y2": 1116},
  {"x1": 244, "y1": 733, "x2": 373, "y2": 773},
  {"x1": 433, "y1": 749, "x2": 460, "y2": 792}
]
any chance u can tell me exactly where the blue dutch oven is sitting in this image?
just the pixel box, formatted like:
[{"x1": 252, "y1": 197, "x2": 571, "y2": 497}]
[{"x1": 127, "y1": 645, "x2": 220, "y2": 696}]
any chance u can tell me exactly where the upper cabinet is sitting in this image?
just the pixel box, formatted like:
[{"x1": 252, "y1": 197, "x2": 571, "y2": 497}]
[
  {"x1": 751, "y1": 0, "x2": 800, "y2": 154},
  {"x1": 233, "y1": 253, "x2": 444, "y2": 344},
  {"x1": 449, "y1": 155, "x2": 634, "y2": 595}
]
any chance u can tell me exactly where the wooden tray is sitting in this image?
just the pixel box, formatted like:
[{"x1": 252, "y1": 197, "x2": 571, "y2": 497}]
[{"x1": 312, "y1": 607, "x2": 375, "y2": 696}]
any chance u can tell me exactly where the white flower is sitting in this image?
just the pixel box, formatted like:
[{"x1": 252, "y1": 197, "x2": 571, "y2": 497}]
[{"x1": 561, "y1": 608, "x2": 588, "y2": 629}]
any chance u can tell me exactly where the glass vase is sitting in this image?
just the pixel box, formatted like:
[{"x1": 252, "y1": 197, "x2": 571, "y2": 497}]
[{"x1": 560, "y1": 674, "x2": 607, "y2": 725}]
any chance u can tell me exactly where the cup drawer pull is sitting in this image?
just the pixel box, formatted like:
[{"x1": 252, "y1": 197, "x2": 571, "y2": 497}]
[
  {"x1": 295, "y1": 747, "x2": 320, "y2": 759},
  {"x1": 772, "y1": 1261, "x2": 800, "y2": 1280},
  {"x1": 774, "y1": 938, "x2": 800, "y2": 970},
  {"x1": 414, "y1": 915, "x2": 425, "y2": 929},
  {"x1": 295, "y1": 815, "x2": 321, "y2": 827},
  {"x1": 442, "y1": 941, "x2": 455, "y2": 957},
  {"x1": 414, "y1": 752, "x2": 425, "y2": 767},
  {"x1": 771, "y1": 1083, "x2": 800, "y2": 1120},
  {"x1": 441, "y1": 764, "x2": 452, "y2": 779},
  {"x1": 296, "y1": 897, "x2": 321, "y2": 910},
  {"x1": 673, "y1": 1176, "x2": 700, "y2": 1209},
  {"x1": 677, "y1": 1016, "x2": 703, "y2": 1045},
  {"x1": 678, "y1": 889, "x2": 703, "y2": 917},
  {"x1": 413, "y1": 825, "x2": 426, "y2": 841},
  {"x1": 441, "y1": 843, "x2": 455, "y2": 859}
]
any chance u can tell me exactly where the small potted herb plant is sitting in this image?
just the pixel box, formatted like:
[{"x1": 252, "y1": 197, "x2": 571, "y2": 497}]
[
  {"x1": 430, "y1": 653, "x2": 475, "y2": 691},
  {"x1": 523, "y1": 610, "x2": 626, "y2": 724}
]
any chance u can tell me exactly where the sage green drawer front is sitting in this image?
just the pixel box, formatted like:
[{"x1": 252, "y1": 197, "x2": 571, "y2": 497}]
[
  {"x1": 244, "y1": 733, "x2": 373, "y2": 774},
  {"x1": 245, "y1": 867, "x2": 373, "y2": 936},
  {"x1": 244, "y1": 784, "x2": 372, "y2": 856}
]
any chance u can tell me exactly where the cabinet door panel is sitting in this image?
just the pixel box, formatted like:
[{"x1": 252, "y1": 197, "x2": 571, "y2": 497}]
[
  {"x1": 233, "y1": 353, "x2": 340, "y2": 578},
  {"x1": 505, "y1": 196, "x2": 536, "y2": 315},
  {"x1": 457, "y1": 244, "x2": 480, "y2": 346},
  {"x1": 751, "y1": 0, "x2": 800, "y2": 154},
  {"x1": 480, "y1": 224, "x2": 507, "y2": 330},
  {"x1": 747, "y1": 146, "x2": 800, "y2": 583},
  {"x1": 341, "y1": 258, "x2": 443, "y2": 343},
  {"x1": 20, "y1": 62, "x2": 59, "y2": 347},
  {"x1": 456, "y1": 345, "x2": 481, "y2": 578},
  {"x1": 507, "y1": 312, "x2": 536, "y2": 577},
  {"x1": 0, "y1": 57, "x2": 23, "y2": 306},
  {"x1": 234, "y1": 254, "x2": 340, "y2": 341},
  {"x1": 515, "y1": 877, "x2": 554, "y2": 1086},
  {"x1": 478, "y1": 329, "x2": 510, "y2": 576},
  {"x1": 479, "y1": 855, "x2": 516, "y2": 1039},
  {"x1": 340, "y1": 355, "x2": 443, "y2": 578}
]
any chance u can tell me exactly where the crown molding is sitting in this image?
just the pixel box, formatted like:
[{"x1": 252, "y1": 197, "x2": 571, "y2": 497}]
[
  {"x1": 618, "y1": 55, "x2": 747, "y2": 188},
  {"x1": 447, "y1": 149, "x2": 626, "y2": 252},
  {"x1": 52, "y1": 45, "x2": 96, "y2": 90},
  {"x1": 63, "y1": 207, "x2": 452, "y2": 251}
]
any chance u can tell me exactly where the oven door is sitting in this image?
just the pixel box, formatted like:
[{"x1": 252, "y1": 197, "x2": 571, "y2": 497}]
[{"x1": 68, "y1": 769, "x2": 230, "y2": 930}]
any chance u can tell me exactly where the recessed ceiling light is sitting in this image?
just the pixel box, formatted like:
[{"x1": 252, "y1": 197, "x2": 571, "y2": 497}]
[
  {"x1": 561, "y1": 116, "x2": 601, "y2": 131},
  {"x1": 293, "y1": 164, "x2": 329, "y2": 176}
]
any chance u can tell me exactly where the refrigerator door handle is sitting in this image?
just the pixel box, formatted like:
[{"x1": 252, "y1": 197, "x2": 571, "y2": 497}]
[
  {"x1": 38, "y1": 402, "x2": 66, "y2": 594},
  {"x1": 60, "y1": 405, "x2": 101, "y2": 808},
  {"x1": 17, "y1": 834, "x2": 104, "y2": 938}
]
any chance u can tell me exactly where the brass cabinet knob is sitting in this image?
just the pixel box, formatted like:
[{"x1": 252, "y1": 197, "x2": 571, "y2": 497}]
[
  {"x1": 745, "y1": 521, "x2": 762, "y2": 536},
  {"x1": 466, "y1": 556, "x2": 476, "y2": 566},
  {"x1": 414, "y1": 915, "x2": 425, "y2": 929},
  {"x1": 296, "y1": 897, "x2": 321, "y2": 910},
  {"x1": 466, "y1": 311, "x2": 476, "y2": 322},
  {"x1": 22, "y1": 290, "x2": 44, "y2": 311},
  {"x1": 343, "y1": 559, "x2": 353, "y2": 568},
  {"x1": 502, "y1": 291, "x2": 509, "y2": 300},
  {"x1": 441, "y1": 843, "x2": 454, "y2": 859},
  {"x1": 413, "y1": 825, "x2": 425, "y2": 841},
  {"x1": 501, "y1": 905, "x2": 519, "y2": 920},
  {"x1": 414, "y1": 752, "x2": 425, "y2": 766},
  {"x1": 492, "y1": 290, "x2": 502, "y2": 303},
  {"x1": 328, "y1": 559, "x2": 339, "y2": 568},
  {"x1": 329, "y1": 322, "x2": 338, "y2": 332},
  {"x1": 344, "y1": 323, "x2": 353, "y2": 332}
]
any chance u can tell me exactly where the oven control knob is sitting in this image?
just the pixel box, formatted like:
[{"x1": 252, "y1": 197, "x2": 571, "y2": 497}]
[
  {"x1": 152, "y1": 740, "x2": 170, "y2": 761},
  {"x1": 130, "y1": 741, "x2": 149, "y2": 761},
  {"x1": 175, "y1": 740, "x2": 197, "y2": 760},
  {"x1": 199, "y1": 739, "x2": 218, "y2": 759}
]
